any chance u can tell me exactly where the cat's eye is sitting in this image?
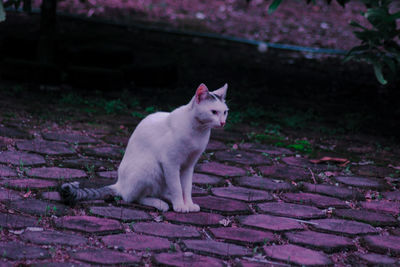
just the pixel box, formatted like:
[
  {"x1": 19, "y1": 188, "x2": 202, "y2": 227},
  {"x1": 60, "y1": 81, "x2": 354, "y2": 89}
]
[
  {"x1": 211, "y1": 110, "x2": 218, "y2": 115},
  {"x1": 224, "y1": 110, "x2": 228, "y2": 115}
]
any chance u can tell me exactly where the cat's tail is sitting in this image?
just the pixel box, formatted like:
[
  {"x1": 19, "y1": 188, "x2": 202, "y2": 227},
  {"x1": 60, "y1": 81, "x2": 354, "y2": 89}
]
[{"x1": 60, "y1": 181, "x2": 115, "y2": 205}]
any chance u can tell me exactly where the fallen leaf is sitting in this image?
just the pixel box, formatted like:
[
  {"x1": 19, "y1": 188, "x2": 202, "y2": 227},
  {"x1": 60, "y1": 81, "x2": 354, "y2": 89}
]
[
  {"x1": 388, "y1": 164, "x2": 400, "y2": 170},
  {"x1": 310, "y1": 156, "x2": 350, "y2": 166},
  {"x1": 23, "y1": 191, "x2": 32, "y2": 198},
  {"x1": 219, "y1": 218, "x2": 231, "y2": 227},
  {"x1": 324, "y1": 171, "x2": 336, "y2": 177},
  {"x1": 153, "y1": 215, "x2": 163, "y2": 222}
]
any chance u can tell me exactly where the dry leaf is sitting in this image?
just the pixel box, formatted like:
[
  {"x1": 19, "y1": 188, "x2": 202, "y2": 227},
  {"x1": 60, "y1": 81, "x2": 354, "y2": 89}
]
[
  {"x1": 310, "y1": 156, "x2": 350, "y2": 166},
  {"x1": 324, "y1": 171, "x2": 336, "y2": 177},
  {"x1": 388, "y1": 164, "x2": 400, "y2": 170},
  {"x1": 219, "y1": 218, "x2": 231, "y2": 227},
  {"x1": 23, "y1": 191, "x2": 32, "y2": 198}
]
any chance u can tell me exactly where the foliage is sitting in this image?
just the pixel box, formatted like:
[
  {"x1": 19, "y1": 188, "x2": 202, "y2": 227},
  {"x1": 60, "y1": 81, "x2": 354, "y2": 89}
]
[
  {"x1": 267, "y1": 0, "x2": 400, "y2": 85},
  {"x1": 0, "y1": 0, "x2": 5, "y2": 22},
  {"x1": 59, "y1": 92, "x2": 138, "y2": 115},
  {"x1": 344, "y1": 0, "x2": 400, "y2": 85}
]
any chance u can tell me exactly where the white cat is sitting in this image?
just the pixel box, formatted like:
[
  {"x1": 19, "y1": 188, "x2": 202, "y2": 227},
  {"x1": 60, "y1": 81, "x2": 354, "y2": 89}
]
[{"x1": 61, "y1": 83, "x2": 229, "y2": 213}]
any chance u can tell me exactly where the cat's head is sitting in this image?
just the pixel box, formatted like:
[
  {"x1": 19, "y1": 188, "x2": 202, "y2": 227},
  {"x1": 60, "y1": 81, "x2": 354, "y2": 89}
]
[{"x1": 192, "y1": 83, "x2": 229, "y2": 129}]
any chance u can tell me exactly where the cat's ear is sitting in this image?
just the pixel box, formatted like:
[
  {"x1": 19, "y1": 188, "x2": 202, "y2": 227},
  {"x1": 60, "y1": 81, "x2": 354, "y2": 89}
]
[
  {"x1": 212, "y1": 83, "x2": 228, "y2": 101},
  {"x1": 195, "y1": 83, "x2": 209, "y2": 103}
]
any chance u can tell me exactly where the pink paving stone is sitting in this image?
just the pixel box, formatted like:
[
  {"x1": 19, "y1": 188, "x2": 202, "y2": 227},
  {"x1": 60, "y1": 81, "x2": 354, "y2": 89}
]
[
  {"x1": 21, "y1": 230, "x2": 88, "y2": 246},
  {"x1": 195, "y1": 162, "x2": 246, "y2": 177},
  {"x1": 264, "y1": 244, "x2": 332, "y2": 266},
  {"x1": 302, "y1": 182, "x2": 363, "y2": 200},
  {"x1": 356, "y1": 165, "x2": 394, "y2": 177},
  {"x1": 0, "y1": 242, "x2": 50, "y2": 260},
  {"x1": 82, "y1": 146, "x2": 123, "y2": 159},
  {"x1": 103, "y1": 135, "x2": 129, "y2": 146},
  {"x1": 1, "y1": 178, "x2": 58, "y2": 190},
  {"x1": 239, "y1": 143, "x2": 293, "y2": 155},
  {"x1": 97, "y1": 170, "x2": 118, "y2": 179},
  {"x1": 0, "y1": 151, "x2": 46, "y2": 166},
  {"x1": 164, "y1": 211, "x2": 225, "y2": 226},
  {"x1": 281, "y1": 192, "x2": 347, "y2": 208},
  {"x1": 258, "y1": 164, "x2": 310, "y2": 181},
  {"x1": 8, "y1": 199, "x2": 68, "y2": 216},
  {"x1": 309, "y1": 218, "x2": 378, "y2": 236},
  {"x1": 132, "y1": 222, "x2": 200, "y2": 238},
  {"x1": 0, "y1": 165, "x2": 17, "y2": 177},
  {"x1": 234, "y1": 176, "x2": 295, "y2": 192},
  {"x1": 0, "y1": 187, "x2": 22, "y2": 202},
  {"x1": 362, "y1": 235, "x2": 400, "y2": 256},
  {"x1": 193, "y1": 196, "x2": 251, "y2": 215},
  {"x1": 212, "y1": 186, "x2": 273, "y2": 202},
  {"x1": 257, "y1": 202, "x2": 325, "y2": 219},
  {"x1": 214, "y1": 150, "x2": 272, "y2": 166},
  {"x1": 54, "y1": 215, "x2": 123, "y2": 234},
  {"x1": 239, "y1": 214, "x2": 303, "y2": 231},
  {"x1": 70, "y1": 249, "x2": 140, "y2": 265},
  {"x1": 41, "y1": 191, "x2": 61, "y2": 201},
  {"x1": 210, "y1": 227, "x2": 276, "y2": 244},
  {"x1": 27, "y1": 167, "x2": 86, "y2": 180},
  {"x1": 334, "y1": 208, "x2": 398, "y2": 226},
  {"x1": 183, "y1": 239, "x2": 251, "y2": 259},
  {"x1": 383, "y1": 191, "x2": 400, "y2": 201},
  {"x1": 89, "y1": 206, "x2": 150, "y2": 221},
  {"x1": 154, "y1": 252, "x2": 224, "y2": 267},
  {"x1": 282, "y1": 156, "x2": 336, "y2": 172},
  {"x1": 42, "y1": 132, "x2": 97, "y2": 144},
  {"x1": 239, "y1": 260, "x2": 278, "y2": 267},
  {"x1": 16, "y1": 140, "x2": 76, "y2": 155},
  {"x1": 193, "y1": 173, "x2": 223, "y2": 186},
  {"x1": 0, "y1": 213, "x2": 38, "y2": 229},
  {"x1": 206, "y1": 140, "x2": 227, "y2": 151},
  {"x1": 0, "y1": 125, "x2": 32, "y2": 139},
  {"x1": 360, "y1": 201, "x2": 400, "y2": 215},
  {"x1": 354, "y1": 252, "x2": 398, "y2": 265},
  {"x1": 335, "y1": 176, "x2": 387, "y2": 189},
  {"x1": 284, "y1": 231, "x2": 356, "y2": 253},
  {"x1": 101, "y1": 232, "x2": 170, "y2": 251}
]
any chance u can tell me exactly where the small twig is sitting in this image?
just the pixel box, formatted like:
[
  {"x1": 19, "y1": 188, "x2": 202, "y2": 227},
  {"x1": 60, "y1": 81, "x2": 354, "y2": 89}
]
[
  {"x1": 202, "y1": 229, "x2": 212, "y2": 240},
  {"x1": 293, "y1": 218, "x2": 319, "y2": 225},
  {"x1": 308, "y1": 167, "x2": 317, "y2": 184},
  {"x1": 242, "y1": 257, "x2": 291, "y2": 266}
]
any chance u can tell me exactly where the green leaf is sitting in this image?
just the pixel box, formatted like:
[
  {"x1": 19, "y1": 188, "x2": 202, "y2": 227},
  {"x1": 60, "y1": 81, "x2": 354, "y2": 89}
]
[
  {"x1": 383, "y1": 57, "x2": 396, "y2": 73},
  {"x1": 349, "y1": 20, "x2": 367, "y2": 30},
  {"x1": 390, "y1": 11, "x2": 400, "y2": 20},
  {"x1": 268, "y1": 0, "x2": 283, "y2": 14},
  {"x1": 373, "y1": 63, "x2": 387, "y2": 85},
  {"x1": 0, "y1": 1, "x2": 6, "y2": 23},
  {"x1": 344, "y1": 44, "x2": 370, "y2": 62}
]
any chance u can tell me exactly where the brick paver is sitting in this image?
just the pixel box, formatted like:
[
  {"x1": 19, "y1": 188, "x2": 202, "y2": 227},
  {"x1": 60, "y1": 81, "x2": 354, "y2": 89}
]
[
  {"x1": 101, "y1": 232, "x2": 170, "y2": 251},
  {"x1": 0, "y1": 151, "x2": 46, "y2": 166},
  {"x1": 1, "y1": 104, "x2": 400, "y2": 266},
  {"x1": 264, "y1": 244, "x2": 333, "y2": 266}
]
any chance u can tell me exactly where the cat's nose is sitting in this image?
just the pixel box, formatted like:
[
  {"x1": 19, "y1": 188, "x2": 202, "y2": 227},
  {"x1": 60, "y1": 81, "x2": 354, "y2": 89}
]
[{"x1": 220, "y1": 122, "x2": 225, "y2": 127}]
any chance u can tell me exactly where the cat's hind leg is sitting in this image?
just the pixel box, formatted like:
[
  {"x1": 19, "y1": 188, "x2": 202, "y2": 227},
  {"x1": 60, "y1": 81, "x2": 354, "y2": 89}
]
[{"x1": 139, "y1": 197, "x2": 169, "y2": 212}]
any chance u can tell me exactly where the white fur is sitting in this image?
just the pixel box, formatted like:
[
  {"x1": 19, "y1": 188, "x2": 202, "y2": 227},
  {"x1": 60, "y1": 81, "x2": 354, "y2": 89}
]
[{"x1": 110, "y1": 84, "x2": 229, "y2": 212}]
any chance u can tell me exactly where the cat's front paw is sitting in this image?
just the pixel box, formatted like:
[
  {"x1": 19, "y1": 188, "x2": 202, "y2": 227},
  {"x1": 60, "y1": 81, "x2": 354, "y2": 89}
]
[
  {"x1": 187, "y1": 203, "x2": 200, "y2": 212},
  {"x1": 173, "y1": 202, "x2": 190, "y2": 213}
]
